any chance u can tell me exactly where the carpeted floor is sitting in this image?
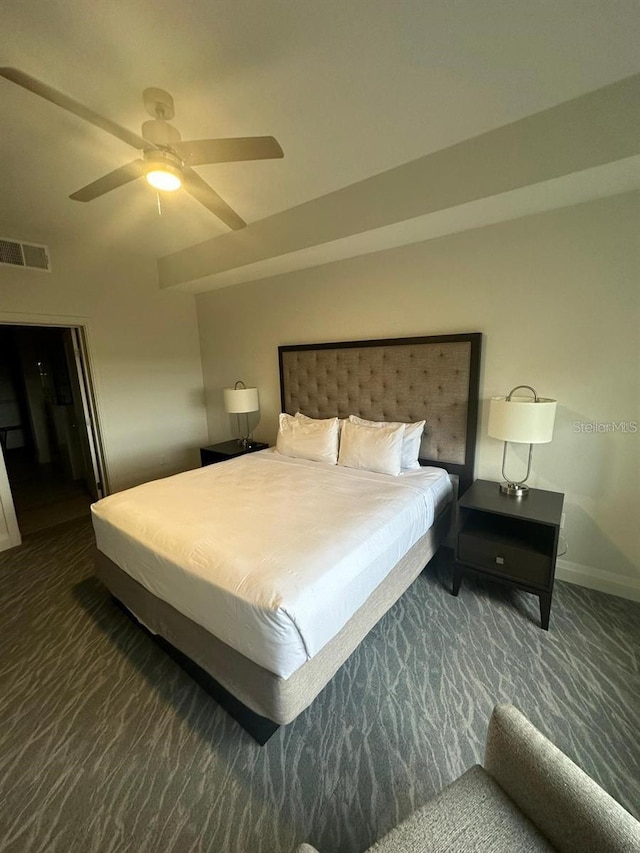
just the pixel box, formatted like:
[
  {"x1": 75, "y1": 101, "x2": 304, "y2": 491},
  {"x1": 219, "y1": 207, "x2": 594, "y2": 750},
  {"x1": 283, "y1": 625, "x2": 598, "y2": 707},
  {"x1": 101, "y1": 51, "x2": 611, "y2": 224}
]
[{"x1": 0, "y1": 517, "x2": 638, "y2": 853}]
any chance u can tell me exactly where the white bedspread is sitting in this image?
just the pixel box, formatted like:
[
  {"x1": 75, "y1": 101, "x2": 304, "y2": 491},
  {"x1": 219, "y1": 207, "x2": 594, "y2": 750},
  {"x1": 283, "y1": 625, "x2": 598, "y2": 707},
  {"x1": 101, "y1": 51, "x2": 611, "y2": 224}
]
[{"x1": 91, "y1": 450, "x2": 452, "y2": 679}]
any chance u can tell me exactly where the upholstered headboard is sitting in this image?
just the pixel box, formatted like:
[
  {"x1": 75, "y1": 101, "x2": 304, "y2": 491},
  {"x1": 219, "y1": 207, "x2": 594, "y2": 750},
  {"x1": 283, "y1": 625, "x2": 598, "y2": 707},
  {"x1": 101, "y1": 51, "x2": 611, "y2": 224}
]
[{"x1": 279, "y1": 333, "x2": 481, "y2": 492}]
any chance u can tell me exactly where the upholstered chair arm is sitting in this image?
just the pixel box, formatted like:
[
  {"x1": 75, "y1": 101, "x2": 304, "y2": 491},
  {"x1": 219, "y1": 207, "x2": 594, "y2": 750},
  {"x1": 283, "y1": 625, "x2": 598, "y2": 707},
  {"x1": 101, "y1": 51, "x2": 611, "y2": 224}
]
[{"x1": 484, "y1": 704, "x2": 640, "y2": 853}]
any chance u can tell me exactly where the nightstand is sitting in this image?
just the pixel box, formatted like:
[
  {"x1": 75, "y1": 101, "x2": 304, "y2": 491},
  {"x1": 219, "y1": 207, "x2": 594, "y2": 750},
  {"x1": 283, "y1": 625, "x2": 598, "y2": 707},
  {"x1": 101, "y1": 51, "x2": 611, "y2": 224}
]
[
  {"x1": 453, "y1": 479, "x2": 564, "y2": 630},
  {"x1": 200, "y1": 440, "x2": 269, "y2": 466}
]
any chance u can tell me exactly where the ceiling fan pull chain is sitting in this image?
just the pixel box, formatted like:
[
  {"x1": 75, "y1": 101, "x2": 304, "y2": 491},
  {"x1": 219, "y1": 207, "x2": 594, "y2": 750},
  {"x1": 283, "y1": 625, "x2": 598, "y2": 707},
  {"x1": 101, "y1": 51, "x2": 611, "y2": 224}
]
[{"x1": 156, "y1": 191, "x2": 162, "y2": 216}]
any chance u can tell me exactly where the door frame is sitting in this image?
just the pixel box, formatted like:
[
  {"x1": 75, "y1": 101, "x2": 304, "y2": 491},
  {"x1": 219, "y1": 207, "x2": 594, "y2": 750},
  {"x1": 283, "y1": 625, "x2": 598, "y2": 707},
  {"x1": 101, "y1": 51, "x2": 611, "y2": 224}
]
[
  {"x1": 0, "y1": 438, "x2": 21, "y2": 549},
  {"x1": 0, "y1": 312, "x2": 109, "y2": 549},
  {"x1": 68, "y1": 327, "x2": 107, "y2": 500}
]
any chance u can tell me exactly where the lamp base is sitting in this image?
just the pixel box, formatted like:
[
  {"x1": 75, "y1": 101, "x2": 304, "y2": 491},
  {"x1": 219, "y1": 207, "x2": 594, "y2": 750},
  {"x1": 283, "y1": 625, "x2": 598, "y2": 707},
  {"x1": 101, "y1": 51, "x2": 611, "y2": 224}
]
[{"x1": 499, "y1": 482, "x2": 530, "y2": 497}]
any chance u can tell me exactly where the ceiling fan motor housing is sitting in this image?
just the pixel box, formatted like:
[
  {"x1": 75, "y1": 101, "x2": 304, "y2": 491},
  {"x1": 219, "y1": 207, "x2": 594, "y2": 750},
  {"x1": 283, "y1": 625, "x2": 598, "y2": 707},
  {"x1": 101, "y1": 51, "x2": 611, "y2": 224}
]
[
  {"x1": 143, "y1": 145, "x2": 184, "y2": 175},
  {"x1": 142, "y1": 118, "x2": 182, "y2": 149}
]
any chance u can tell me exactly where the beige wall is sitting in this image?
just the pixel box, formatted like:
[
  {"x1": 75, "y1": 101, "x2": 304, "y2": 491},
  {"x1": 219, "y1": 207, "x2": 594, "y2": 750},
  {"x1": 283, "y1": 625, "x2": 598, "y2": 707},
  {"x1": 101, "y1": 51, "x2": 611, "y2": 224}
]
[
  {"x1": 0, "y1": 239, "x2": 208, "y2": 503},
  {"x1": 196, "y1": 192, "x2": 640, "y2": 600}
]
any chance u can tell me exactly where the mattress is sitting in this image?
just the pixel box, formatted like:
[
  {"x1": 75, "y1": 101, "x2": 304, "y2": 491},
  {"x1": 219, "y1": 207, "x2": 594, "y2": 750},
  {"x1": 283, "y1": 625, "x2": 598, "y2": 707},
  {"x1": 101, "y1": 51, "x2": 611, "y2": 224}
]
[{"x1": 91, "y1": 450, "x2": 452, "y2": 679}]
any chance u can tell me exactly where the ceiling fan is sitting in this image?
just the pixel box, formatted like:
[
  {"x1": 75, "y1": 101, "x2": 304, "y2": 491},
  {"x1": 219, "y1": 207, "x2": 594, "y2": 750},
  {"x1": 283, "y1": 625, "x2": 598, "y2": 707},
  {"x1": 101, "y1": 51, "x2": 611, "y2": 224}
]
[{"x1": 0, "y1": 67, "x2": 284, "y2": 230}]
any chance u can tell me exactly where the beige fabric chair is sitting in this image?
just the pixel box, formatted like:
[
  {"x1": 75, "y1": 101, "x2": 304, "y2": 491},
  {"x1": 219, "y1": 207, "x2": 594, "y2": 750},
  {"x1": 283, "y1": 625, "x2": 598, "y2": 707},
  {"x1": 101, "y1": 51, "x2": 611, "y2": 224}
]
[{"x1": 296, "y1": 704, "x2": 640, "y2": 853}]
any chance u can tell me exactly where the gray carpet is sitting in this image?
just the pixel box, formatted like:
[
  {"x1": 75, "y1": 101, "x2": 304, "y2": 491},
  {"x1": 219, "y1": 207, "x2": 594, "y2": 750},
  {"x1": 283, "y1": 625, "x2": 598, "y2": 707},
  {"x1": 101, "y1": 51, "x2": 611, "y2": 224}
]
[{"x1": 0, "y1": 517, "x2": 638, "y2": 853}]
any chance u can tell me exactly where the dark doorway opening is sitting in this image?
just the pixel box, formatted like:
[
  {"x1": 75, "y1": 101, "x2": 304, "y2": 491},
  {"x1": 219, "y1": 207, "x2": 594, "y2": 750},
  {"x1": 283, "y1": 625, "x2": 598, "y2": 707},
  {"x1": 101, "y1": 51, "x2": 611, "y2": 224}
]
[{"x1": 0, "y1": 325, "x2": 99, "y2": 535}]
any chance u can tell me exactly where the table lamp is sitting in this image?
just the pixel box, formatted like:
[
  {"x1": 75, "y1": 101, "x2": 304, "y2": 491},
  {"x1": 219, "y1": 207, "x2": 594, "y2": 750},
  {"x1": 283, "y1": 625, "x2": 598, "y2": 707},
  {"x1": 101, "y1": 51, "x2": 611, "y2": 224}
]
[
  {"x1": 223, "y1": 380, "x2": 260, "y2": 447},
  {"x1": 488, "y1": 385, "x2": 557, "y2": 496}
]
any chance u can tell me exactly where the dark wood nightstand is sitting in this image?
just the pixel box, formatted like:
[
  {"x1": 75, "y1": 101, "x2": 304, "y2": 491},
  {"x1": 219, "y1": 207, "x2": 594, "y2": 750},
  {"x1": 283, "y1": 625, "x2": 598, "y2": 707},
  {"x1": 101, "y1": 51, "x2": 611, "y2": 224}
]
[
  {"x1": 200, "y1": 440, "x2": 269, "y2": 466},
  {"x1": 453, "y1": 479, "x2": 564, "y2": 630}
]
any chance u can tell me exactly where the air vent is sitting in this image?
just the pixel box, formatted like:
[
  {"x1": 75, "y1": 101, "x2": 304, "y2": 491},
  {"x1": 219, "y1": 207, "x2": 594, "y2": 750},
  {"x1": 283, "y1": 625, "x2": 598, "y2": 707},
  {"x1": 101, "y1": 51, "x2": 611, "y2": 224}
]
[{"x1": 0, "y1": 238, "x2": 51, "y2": 272}]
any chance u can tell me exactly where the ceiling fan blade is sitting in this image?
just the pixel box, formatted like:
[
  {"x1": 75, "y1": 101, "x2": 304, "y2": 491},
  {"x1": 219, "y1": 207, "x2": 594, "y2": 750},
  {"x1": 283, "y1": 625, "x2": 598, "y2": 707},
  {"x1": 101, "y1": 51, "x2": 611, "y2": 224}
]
[
  {"x1": 182, "y1": 167, "x2": 246, "y2": 230},
  {"x1": 70, "y1": 160, "x2": 145, "y2": 202},
  {"x1": 0, "y1": 67, "x2": 156, "y2": 152},
  {"x1": 174, "y1": 136, "x2": 284, "y2": 166}
]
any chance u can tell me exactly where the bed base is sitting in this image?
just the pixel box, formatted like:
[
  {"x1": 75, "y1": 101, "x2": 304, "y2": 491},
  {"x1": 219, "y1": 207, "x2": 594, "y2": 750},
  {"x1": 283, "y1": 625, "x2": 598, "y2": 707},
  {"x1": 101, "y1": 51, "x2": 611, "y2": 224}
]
[{"x1": 113, "y1": 597, "x2": 279, "y2": 744}]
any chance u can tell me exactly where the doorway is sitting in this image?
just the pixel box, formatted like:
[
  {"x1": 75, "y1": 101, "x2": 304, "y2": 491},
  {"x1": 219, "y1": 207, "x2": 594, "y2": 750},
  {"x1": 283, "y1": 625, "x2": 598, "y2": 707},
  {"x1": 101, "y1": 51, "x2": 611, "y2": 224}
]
[{"x1": 0, "y1": 323, "x2": 105, "y2": 538}]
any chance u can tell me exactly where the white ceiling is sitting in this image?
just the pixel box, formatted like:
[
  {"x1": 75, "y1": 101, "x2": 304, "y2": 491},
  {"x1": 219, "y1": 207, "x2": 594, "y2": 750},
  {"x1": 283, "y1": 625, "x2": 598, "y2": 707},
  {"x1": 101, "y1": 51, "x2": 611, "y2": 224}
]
[{"x1": 1, "y1": 0, "x2": 639, "y2": 281}]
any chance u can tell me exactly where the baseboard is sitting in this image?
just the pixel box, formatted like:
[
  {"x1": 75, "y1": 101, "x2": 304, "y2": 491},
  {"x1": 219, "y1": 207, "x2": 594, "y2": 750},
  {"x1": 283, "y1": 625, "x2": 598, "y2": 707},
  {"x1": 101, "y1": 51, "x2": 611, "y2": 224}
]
[{"x1": 556, "y1": 559, "x2": 640, "y2": 603}]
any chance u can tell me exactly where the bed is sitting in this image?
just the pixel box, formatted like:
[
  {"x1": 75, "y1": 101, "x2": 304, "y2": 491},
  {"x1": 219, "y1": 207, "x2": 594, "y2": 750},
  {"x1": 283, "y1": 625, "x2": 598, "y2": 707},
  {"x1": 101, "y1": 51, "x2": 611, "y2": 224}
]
[{"x1": 93, "y1": 332, "x2": 482, "y2": 742}]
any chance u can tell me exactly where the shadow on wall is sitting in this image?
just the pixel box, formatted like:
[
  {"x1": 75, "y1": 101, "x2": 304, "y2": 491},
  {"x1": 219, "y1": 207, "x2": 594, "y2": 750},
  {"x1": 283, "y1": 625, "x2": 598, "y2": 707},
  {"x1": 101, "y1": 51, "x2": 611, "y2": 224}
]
[
  {"x1": 555, "y1": 407, "x2": 637, "y2": 490},
  {"x1": 562, "y1": 503, "x2": 638, "y2": 581},
  {"x1": 550, "y1": 404, "x2": 638, "y2": 581}
]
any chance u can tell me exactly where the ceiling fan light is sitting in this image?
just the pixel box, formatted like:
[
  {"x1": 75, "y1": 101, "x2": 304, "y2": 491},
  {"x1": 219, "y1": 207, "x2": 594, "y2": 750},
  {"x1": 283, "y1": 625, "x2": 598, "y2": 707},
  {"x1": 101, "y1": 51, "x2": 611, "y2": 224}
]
[{"x1": 146, "y1": 166, "x2": 182, "y2": 192}]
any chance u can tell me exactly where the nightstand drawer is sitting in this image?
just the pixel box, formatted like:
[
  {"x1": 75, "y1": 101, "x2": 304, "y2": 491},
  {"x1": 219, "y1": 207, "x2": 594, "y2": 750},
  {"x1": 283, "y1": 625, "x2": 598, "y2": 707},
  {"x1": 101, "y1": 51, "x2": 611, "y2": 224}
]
[{"x1": 458, "y1": 528, "x2": 551, "y2": 587}]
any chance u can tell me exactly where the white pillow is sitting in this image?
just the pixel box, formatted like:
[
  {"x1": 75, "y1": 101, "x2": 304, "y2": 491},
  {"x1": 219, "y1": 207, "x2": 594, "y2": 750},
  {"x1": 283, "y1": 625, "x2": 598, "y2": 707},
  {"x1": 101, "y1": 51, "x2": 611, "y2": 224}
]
[
  {"x1": 338, "y1": 420, "x2": 405, "y2": 476},
  {"x1": 348, "y1": 415, "x2": 425, "y2": 470},
  {"x1": 276, "y1": 412, "x2": 339, "y2": 464},
  {"x1": 295, "y1": 411, "x2": 346, "y2": 435}
]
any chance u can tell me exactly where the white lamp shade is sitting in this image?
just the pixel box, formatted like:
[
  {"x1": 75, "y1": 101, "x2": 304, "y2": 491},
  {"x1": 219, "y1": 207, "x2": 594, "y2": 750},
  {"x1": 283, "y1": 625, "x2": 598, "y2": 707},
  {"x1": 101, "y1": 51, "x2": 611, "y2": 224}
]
[
  {"x1": 488, "y1": 396, "x2": 557, "y2": 444},
  {"x1": 224, "y1": 387, "x2": 259, "y2": 414}
]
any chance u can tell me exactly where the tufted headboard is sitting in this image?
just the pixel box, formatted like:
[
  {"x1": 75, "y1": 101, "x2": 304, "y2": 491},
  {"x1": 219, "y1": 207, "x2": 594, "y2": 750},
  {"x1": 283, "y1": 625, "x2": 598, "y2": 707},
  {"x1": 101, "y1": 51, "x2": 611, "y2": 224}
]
[{"x1": 279, "y1": 332, "x2": 482, "y2": 493}]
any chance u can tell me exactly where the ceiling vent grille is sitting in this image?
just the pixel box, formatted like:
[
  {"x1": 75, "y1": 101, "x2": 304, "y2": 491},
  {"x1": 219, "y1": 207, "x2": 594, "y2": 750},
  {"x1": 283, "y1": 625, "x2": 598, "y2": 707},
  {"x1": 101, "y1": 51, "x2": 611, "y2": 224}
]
[{"x1": 0, "y1": 238, "x2": 51, "y2": 272}]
